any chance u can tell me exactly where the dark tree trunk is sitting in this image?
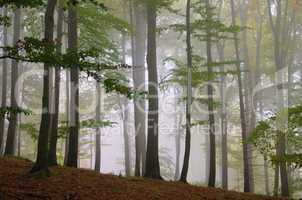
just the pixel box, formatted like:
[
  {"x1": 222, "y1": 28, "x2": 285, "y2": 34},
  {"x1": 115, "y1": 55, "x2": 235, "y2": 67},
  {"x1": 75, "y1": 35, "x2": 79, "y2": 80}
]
[
  {"x1": 144, "y1": 0, "x2": 161, "y2": 179},
  {"x1": 48, "y1": 5, "x2": 64, "y2": 166},
  {"x1": 66, "y1": 2, "x2": 79, "y2": 168},
  {"x1": 180, "y1": 0, "x2": 192, "y2": 183},
  {"x1": 31, "y1": 0, "x2": 57, "y2": 174},
  {"x1": 4, "y1": 8, "x2": 21, "y2": 156},
  {"x1": 206, "y1": 0, "x2": 216, "y2": 188},
  {"x1": 0, "y1": 7, "x2": 8, "y2": 155},
  {"x1": 230, "y1": 0, "x2": 251, "y2": 192},
  {"x1": 239, "y1": 2, "x2": 254, "y2": 192}
]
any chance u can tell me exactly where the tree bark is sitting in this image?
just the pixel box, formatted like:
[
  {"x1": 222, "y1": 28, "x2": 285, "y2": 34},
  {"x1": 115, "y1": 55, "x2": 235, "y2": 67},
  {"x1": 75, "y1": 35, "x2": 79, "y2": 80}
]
[
  {"x1": 230, "y1": 0, "x2": 251, "y2": 192},
  {"x1": 267, "y1": 0, "x2": 289, "y2": 196},
  {"x1": 0, "y1": 7, "x2": 8, "y2": 155},
  {"x1": 239, "y1": 1, "x2": 254, "y2": 192},
  {"x1": 121, "y1": 25, "x2": 131, "y2": 176},
  {"x1": 95, "y1": 82, "x2": 101, "y2": 172},
  {"x1": 205, "y1": 0, "x2": 216, "y2": 188},
  {"x1": 144, "y1": 0, "x2": 161, "y2": 179},
  {"x1": 64, "y1": 69, "x2": 70, "y2": 166},
  {"x1": 48, "y1": 5, "x2": 64, "y2": 166},
  {"x1": 131, "y1": 1, "x2": 147, "y2": 177},
  {"x1": 122, "y1": 101, "x2": 131, "y2": 176},
  {"x1": 174, "y1": 101, "x2": 182, "y2": 181},
  {"x1": 31, "y1": 0, "x2": 57, "y2": 174},
  {"x1": 66, "y1": 2, "x2": 79, "y2": 168},
  {"x1": 4, "y1": 8, "x2": 21, "y2": 156},
  {"x1": 217, "y1": 42, "x2": 228, "y2": 190},
  {"x1": 180, "y1": 0, "x2": 192, "y2": 183}
]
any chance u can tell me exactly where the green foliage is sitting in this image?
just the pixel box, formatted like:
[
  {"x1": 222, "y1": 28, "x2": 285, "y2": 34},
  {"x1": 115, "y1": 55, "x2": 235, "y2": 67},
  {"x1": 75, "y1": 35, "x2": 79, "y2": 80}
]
[
  {"x1": 20, "y1": 123, "x2": 39, "y2": 141},
  {"x1": 271, "y1": 154, "x2": 302, "y2": 169},
  {"x1": 0, "y1": 15, "x2": 10, "y2": 26},
  {"x1": 67, "y1": 0, "x2": 106, "y2": 9},
  {"x1": 0, "y1": 0, "x2": 45, "y2": 8},
  {"x1": 249, "y1": 104, "x2": 302, "y2": 168},
  {"x1": 78, "y1": 1, "x2": 129, "y2": 62},
  {"x1": 80, "y1": 119, "x2": 116, "y2": 129},
  {"x1": 0, "y1": 37, "x2": 141, "y2": 98},
  {"x1": 0, "y1": 106, "x2": 32, "y2": 117}
]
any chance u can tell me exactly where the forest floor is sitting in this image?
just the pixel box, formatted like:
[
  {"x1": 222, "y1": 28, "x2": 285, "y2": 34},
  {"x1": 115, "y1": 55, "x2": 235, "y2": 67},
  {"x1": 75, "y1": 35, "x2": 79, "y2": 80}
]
[{"x1": 0, "y1": 157, "x2": 286, "y2": 200}]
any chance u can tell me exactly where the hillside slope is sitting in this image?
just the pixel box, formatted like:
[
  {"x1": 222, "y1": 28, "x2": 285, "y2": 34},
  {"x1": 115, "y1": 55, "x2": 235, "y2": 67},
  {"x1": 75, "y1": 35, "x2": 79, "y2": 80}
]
[{"x1": 0, "y1": 157, "x2": 285, "y2": 200}]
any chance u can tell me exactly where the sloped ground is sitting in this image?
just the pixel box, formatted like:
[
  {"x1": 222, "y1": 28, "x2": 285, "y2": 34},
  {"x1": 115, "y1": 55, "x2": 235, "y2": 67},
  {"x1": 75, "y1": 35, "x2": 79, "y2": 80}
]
[{"x1": 0, "y1": 157, "x2": 285, "y2": 200}]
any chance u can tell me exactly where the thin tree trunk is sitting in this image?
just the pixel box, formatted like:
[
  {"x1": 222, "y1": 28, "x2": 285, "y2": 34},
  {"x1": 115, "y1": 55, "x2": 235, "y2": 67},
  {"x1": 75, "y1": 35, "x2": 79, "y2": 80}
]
[
  {"x1": 64, "y1": 69, "x2": 70, "y2": 166},
  {"x1": 95, "y1": 83, "x2": 101, "y2": 172},
  {"x1": 0, "y1": 7, "x2": 8, "y2": 155},
  {"x1": 255, "y1": 2, "x2": 270, "y2": 195},
  {"x1": 5, "y1": 8, "x2": 21, "y2": 156},
  {"x1": 217, "y1": 44, "x2": 228, "y2": 190},
  {"x1": 121, "y1": 25, "x2": 131, "y2": 176},
  {"x1": 66, "y1": 2, "x2": 79, "y2": 168},
  {"x1": 123, "y1": 102, "x2": 131, "y2": 176},
  {"x1": 48, "y1": 5, "x2": 63, "y2": 166},
  {"x1": 174, "y1": 104, "x2": 182, "y2": 181},
  {"x1": 264, "y1": 157, "x2": 270, "y2": 195},
  {"x1": 205, "y1": 0, "x2": 216, "y2": 188},
  {"x1": 180, "y1": 0, "x2": 192, "y2": 183},
  {"x1": 144, "y1": 0, "x2": 161, "y2": 179},
  {"x1": 230, "y1": 0, "x2": 251, "y2": 192},
  {"x1": 239, "y1": 2, "x2": 254, "y2": 192},
  {"x1": 267, "y1": 0, "x2": 289, "y2": 196},
  {"x1": 31, "y1": 0, "x2": 57, "y2": 174}
]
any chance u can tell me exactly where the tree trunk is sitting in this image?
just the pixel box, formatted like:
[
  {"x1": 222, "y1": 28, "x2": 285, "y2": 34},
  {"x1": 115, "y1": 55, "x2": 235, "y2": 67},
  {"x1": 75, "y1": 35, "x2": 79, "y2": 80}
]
[
  {"x1": 64, "y1": 69, "x2": 70, "y2": 166},
  {"x1": 48, "y1": 5, "x2": 64, "y2": 166},
  {"x1": 230, "y1": 0, "x2": 251, "y2": 192},
  {"x1": 131, "y1": 1, "x2": 147, "y2": 177},
  {"x1": 4, "y1": 8, "x2": 21, "y2": 156},
  {"x1": 267, "y1": 0, "x2": 289, "y2": 196},
  {"x1": 95, "y1": 82, "x2": 101, "y2": 172},
  {"x1": 239, "y1": 2, "x2": 254, "y2": 192},
  {"x1": 217, "y1": 43, "x2": 228, "y2": 190},
  {"x1": 123, "y1": 101, "x2": 131, "y2": 176},
  {"x1": 31, "y1": 0, "x2": 57, "y2": 174},
  {"x1": 121, "y1": 24, "x2": 131, "y2": 176},
  {"x1": 66, "y1": 2, "x2": 79, "y2": 168},
  {"x1": 174, "y1": 104, "x2": 182, "y2": 181},
  {"x1": 205, "y1": 0, "x2": 216, "y2": 188},
  {"x1": 0, "y1": 7, "x2": 8, "y2": 155},
  {"x1": 144, "y1": 0, "x2": 161, "y2": 179},
  {"x1": 180, "y1": 0, "x2": 192, "y2": 183}
]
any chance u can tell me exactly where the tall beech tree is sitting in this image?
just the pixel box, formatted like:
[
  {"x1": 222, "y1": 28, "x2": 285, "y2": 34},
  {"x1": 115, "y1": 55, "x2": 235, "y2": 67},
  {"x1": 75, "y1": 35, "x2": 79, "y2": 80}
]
[
  {"x1": 66, "y1": 1, "x2": 79, "y2": 168},
  {"x1": 239, "y1": 1, "x2": 254, "y2": 192},
  {"x1": 0, "y1": 7, "x2": 8, "y2": 155},
  {"x1": 132, "y1": 1, "x2": 147, "y2": 177},
  {"x1": 230, "y1": 0, "x2": 252, "y2": 192},
  {"x1": 179, "y1": 0, "x2": 192, "y2": 183},
  {"x1": 205, "y1": 0, "x2": 216, "y2": 188},
  {"x1": 48, "y1": 5, "x2": 64, "y2": 166},
  {"x1": 31, "y1": 0, "x2": 57, "y2": 173},
  {"x1": 144, "y1": 0, "x2": 161, "y2": 179},
  {"x1": 266, "y1": 0, "x2": 295, "y2": 196},
  {"x1": 95, "y1": 82, "x2": 101, "y2": 172},
  {"x1": 4, "y1": 8, "x2": 21, "y2": 156}
]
